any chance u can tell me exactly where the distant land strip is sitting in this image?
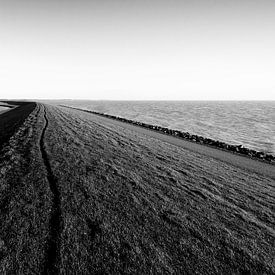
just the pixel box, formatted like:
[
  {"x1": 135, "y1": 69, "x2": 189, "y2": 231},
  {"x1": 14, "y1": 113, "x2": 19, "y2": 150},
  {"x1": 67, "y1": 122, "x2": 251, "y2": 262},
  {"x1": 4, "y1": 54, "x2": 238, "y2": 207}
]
[
  {"x1": 0, "y1": 104, "x2": 13, "y2": 108},
  {"x1": 60, "y1": 105, "x2": 275, "y2": 164}
]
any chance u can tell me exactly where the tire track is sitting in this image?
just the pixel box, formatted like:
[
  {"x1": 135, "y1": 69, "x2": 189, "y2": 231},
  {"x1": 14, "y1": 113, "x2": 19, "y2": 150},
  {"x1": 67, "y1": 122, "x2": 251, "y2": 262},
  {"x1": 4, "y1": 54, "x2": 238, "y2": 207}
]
[{"x1": 39, "y1": 105, "x2": 62, "y2": 274}]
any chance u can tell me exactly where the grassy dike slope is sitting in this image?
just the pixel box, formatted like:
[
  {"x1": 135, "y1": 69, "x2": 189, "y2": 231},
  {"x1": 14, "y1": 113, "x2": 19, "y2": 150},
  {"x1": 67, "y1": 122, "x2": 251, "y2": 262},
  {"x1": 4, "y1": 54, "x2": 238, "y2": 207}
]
[
  {"x1": 0, "y1": 103, "x2": 52, "y2": 274},
  {"x1": 44, "y1": 104, "x2": 275, "y2": 274},
  {"x1": 1, "y1": 103, "x2": 275, "y2": 274}
]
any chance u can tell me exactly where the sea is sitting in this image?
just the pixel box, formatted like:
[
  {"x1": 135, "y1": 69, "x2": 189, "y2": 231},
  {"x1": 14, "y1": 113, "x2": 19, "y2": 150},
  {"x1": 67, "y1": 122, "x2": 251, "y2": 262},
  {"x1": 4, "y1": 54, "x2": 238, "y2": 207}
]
[
  {"x1": 0, "y1": 106, "x2": 11, "y2": 113},
  {"x1": 51, "y1": 100, "x2": 275, "y2": 155}
]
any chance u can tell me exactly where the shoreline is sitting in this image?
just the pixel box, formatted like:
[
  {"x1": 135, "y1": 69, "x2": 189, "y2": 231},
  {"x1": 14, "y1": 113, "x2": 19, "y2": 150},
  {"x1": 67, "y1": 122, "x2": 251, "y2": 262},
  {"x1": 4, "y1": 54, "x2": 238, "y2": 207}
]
[{"x1": 60, "y1": 105, "x2": 275, "y2": 165}]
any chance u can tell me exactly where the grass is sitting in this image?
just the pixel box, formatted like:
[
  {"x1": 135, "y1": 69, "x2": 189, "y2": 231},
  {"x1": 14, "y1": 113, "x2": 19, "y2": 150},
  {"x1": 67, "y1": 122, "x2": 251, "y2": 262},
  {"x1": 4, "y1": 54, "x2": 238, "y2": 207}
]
[
  {"x1": 0, "y1": 103, "x2": 51, "y2": 274},
  {"x1": 0, "y1": 102, "x2": 274, "y2": 274}
]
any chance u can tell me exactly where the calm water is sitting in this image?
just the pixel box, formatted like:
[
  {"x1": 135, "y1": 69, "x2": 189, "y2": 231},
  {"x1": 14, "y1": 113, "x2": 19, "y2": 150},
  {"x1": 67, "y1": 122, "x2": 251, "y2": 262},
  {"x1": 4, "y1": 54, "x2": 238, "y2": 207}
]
[
  {"x1": 54, "y1": 100, "x2": 275, "y2": 155},
  {"x1": 0, "y1": 106, "x2": 10, "y2": 113}
]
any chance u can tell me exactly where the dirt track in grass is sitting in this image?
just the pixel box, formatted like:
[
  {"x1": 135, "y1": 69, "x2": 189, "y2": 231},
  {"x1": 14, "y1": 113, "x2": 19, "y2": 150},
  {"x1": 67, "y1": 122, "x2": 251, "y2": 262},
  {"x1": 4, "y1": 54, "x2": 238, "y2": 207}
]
[
  {"x1": 39, "y1": 107, "x2": 62, "y2": 274},
  {"x1": 0, "y1": 102, "x2": 275, "y2": 274}
]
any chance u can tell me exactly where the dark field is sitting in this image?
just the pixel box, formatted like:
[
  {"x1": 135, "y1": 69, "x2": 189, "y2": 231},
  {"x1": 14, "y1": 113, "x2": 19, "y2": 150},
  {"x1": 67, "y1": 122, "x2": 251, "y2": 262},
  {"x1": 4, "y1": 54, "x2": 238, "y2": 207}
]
[{"x1": 0, "y1": 102, "x2": 274, "y2": 274}]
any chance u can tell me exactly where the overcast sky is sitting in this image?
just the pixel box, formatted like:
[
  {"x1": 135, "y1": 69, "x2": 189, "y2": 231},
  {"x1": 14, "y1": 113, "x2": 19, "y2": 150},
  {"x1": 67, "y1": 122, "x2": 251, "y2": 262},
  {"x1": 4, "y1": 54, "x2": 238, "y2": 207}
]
[{"x1": 0, "y1": 0, "x2": 274, "y2": 100}]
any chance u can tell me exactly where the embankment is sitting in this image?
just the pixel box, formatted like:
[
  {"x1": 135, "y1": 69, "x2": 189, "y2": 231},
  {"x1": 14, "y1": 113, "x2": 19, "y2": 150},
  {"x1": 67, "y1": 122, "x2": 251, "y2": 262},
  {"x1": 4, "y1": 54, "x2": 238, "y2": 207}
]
[
  {"x1": 60, "y1": 105, "x2": 275, "y2": 180},
  {"x1": 0, "y1": 103, "x2": 52, "y2": 274},
  {"x1": 60, "y1": 105, "x2": 275, "y2": 163},
  {"x1": 0, "y1": 103, "x2": 274, "y2": 274}
]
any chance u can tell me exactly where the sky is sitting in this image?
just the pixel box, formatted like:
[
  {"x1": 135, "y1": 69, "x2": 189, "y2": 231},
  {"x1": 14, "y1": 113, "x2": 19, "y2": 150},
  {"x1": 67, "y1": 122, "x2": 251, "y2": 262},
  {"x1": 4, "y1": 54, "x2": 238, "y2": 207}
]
[{"x1": 0, "y1": 0, "x2": 275, "y2": 100}]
